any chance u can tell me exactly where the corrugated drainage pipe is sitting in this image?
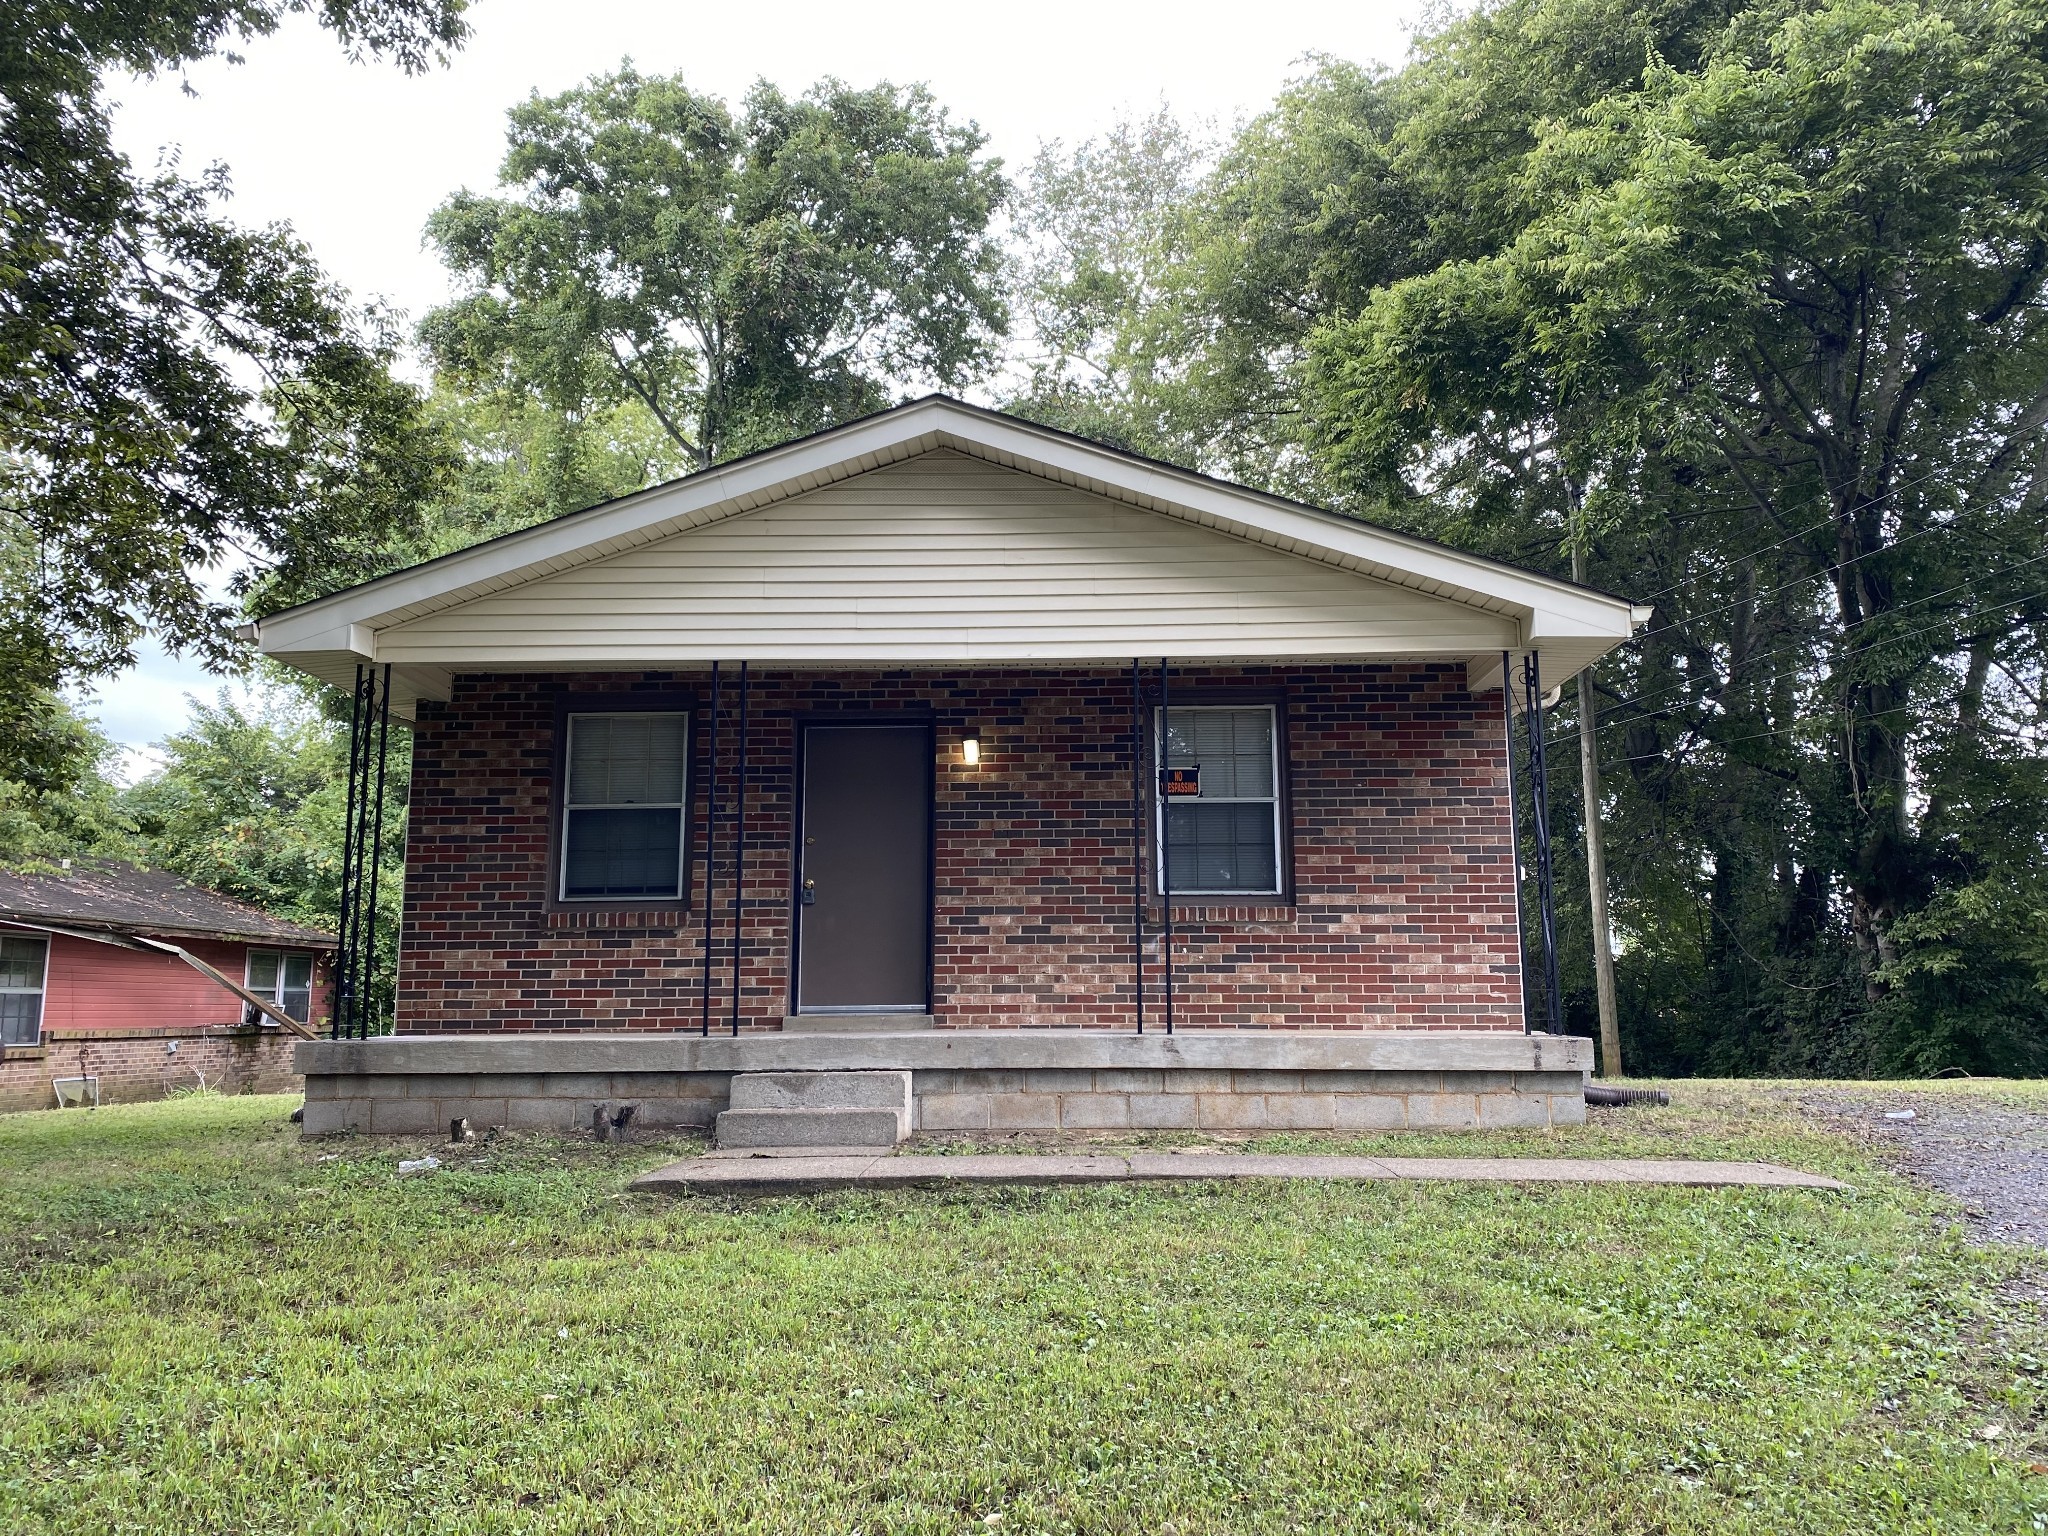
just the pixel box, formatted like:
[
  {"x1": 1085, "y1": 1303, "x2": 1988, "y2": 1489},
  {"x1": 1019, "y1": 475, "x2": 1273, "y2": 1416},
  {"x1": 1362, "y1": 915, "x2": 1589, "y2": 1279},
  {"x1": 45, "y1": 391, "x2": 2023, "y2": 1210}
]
[{"x1": 1584, "y1": 1084, "x2": 1671, "y2": 1108}]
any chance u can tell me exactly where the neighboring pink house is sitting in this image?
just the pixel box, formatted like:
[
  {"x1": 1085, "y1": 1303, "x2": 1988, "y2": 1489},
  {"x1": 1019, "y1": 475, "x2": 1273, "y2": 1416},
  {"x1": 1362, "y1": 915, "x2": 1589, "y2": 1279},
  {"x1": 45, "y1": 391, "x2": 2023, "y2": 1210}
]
[{"x1": 0, "y1": 861, "x2": 333, "y2": 1111}]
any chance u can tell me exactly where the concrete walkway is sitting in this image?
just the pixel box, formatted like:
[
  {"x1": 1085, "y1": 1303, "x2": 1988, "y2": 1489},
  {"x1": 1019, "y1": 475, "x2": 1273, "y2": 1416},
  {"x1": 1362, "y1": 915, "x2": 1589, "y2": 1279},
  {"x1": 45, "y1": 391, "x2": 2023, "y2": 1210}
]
[{"x1": 631, "y1": 1149, "x2": 1847, "y2": 1196}]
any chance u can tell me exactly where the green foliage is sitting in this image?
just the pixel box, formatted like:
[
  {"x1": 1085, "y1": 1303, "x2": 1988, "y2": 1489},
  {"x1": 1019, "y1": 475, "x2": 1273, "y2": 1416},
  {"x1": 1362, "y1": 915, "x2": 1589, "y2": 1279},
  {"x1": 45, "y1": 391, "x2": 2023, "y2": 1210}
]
[
  {"x1": 0, "y1": 0, "x2": 467, "y2": 757},
  {"x1": 422, "y1": 67, "x2": 1009, "y2": 473},
  {"x1": 121, "y1": 681, "x2": 405, "y2": 1019},
  {"x1": 0, "y1": 1087, "x2": 2041, "y2": 1531},
  {"x1": 0, "y1": 692, "x2": 131, "y2": 869},
  {"x1": 1869, "y1": 721, "x2": 2048, "y2": 1073},
  {"x1": 1370, "y1": 0, "x2": 2048, "y2": 1076},
  {"x1": 1002, "y1": 68, "x2": 1435, "y2": 500},
  {"x1": 123, "y1": 687, "x2": 327, "y2": 924},
  {"x1": 1005, "y1": 110, "x2": 1219, "y2": 460},
  {"x1": 394, "y1": 385, "x2": 688, "y2": 559}
]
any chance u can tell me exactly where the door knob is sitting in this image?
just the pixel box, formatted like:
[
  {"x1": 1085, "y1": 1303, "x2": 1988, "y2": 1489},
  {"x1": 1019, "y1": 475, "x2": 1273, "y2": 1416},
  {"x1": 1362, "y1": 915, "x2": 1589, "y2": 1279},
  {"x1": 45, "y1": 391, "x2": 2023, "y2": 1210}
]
[{"x1": 800, "y1": 879, "x2": 816, "y2": 906}]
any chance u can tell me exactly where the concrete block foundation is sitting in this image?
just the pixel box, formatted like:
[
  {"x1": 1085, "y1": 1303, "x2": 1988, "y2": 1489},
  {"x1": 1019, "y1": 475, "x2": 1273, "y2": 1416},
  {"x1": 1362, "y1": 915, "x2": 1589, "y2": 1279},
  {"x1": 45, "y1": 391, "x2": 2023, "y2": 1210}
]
[{"x1": 296, "y1": 1032, "x2": 1591, "y2": 1138}]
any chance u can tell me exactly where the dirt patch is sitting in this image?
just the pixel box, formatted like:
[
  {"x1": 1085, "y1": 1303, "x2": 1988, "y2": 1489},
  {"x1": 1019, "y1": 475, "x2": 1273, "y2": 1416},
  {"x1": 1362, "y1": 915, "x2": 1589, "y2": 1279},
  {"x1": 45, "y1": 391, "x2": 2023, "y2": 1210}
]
[{"x1": 1805, "y1": 1089, "x2": 2048, "y2": 1249}]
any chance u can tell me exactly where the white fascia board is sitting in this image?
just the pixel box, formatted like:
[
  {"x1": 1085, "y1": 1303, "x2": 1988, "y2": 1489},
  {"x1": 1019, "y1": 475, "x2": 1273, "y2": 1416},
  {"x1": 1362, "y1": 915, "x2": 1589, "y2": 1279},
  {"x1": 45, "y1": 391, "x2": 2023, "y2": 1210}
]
[
  {"x1": 263, "y1": 620, "x2": 370, "y2": 655},
  {"x1": 1523, "y1": 606, "x2": 1635, "y2": 641},
  {"x1": 256, "y1": 397, "x2": 1639, "y2": 659}
]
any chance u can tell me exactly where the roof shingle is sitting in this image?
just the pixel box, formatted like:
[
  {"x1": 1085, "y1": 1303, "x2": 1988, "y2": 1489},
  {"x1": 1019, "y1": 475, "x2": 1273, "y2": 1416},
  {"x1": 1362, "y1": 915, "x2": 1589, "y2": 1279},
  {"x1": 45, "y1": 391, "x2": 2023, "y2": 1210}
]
[{"x1": 0, "y1": 860, "x2": 335, "y2": 947}]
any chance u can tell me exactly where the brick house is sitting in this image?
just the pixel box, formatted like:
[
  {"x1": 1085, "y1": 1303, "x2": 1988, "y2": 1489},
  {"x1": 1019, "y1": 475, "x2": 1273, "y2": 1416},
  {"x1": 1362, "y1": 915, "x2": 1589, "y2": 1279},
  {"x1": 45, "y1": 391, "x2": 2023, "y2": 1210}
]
[
  {"x1": 256, "y1": 398, "x2": 1641, "y2": 1140},
  {"x1": 0, "y1": 861, "x2": 333, "y2": 1111}
]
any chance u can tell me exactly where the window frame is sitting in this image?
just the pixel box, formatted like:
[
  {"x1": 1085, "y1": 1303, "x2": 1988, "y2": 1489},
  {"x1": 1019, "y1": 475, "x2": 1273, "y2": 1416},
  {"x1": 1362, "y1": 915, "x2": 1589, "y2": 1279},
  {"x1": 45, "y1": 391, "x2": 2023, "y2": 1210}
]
[
  {"x1": 0, "y1": 930, "x2": 51, "y2": 1048},
  {"x1": 1152, "y1": 700, "x2": 1291, "y2": 899},
  {"x1": 548, "y1": 690, "x2": 699, "y2": 912},
  {"x1": 244, "y1": 948, "x2": 316, "y2": 1024}
]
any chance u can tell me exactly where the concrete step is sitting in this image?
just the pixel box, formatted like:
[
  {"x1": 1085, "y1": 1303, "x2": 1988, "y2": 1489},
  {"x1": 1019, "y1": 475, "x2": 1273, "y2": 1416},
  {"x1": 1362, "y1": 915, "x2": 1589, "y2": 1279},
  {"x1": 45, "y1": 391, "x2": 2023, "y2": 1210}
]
[
  {"x1": 721, "y1": 1070, "x2": 912, "y2": 1149},
  {"x1": 781, "y1": 1014, "x2": 935, "y2": 1033},
  {"x1": 729, "y1": 1069, "x2": 913, "y2": 1114},
  {"x1": 714, "y1": 1106, "x2": 904, "y2": 1150}
]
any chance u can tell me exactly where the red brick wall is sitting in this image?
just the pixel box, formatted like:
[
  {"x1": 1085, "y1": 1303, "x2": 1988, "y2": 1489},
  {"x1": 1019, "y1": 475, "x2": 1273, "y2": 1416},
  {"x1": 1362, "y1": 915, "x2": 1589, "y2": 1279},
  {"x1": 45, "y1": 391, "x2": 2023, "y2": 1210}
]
[
  {"x1": 0, "y1": 1029, "x2": 300, "y2": 1112},
  {"x1": 396, "y1": 665, "x2": 1526, "y2": 1034}
]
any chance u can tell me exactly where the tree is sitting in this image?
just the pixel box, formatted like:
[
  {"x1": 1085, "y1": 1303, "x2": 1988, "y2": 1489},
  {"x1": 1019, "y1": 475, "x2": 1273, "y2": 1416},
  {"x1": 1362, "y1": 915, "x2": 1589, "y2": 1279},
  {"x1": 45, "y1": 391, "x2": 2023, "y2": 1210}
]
[
  {"x1": 1, "y1": 0, "x2": 467, "y2": 779},
  {"x1": 1298, "y1": 0, "x2": 2048, "y2": 1072},
  {"x1": 0, "y1": 690, "x2": 132, "y2": 868},
  {"x1": 1002, "y1": 68, "x2": 1441, "y2": 500},
  {"x1": 393, "y1": 385, "x2": 688, "y2": 563},
  {"x1": 422, "y1": 67, "x2": 1009, "y2": 473},
  {"x1": 1004, "y1": 109, "x2": 1218, "y2": 459},
  {"x1": 123, "y1": 687, "x2": 333, "y2": 920},
  {"x1": 123, "y1": 681, "x2": 408, "y2": 1021}
]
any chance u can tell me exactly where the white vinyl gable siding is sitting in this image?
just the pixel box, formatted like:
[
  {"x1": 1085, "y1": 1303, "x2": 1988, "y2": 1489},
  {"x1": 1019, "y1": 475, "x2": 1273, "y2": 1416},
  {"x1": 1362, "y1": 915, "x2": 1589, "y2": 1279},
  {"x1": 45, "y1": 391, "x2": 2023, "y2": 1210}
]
[{"x1": 375, "y1": 451, "x2": 1519, "y2": 666}]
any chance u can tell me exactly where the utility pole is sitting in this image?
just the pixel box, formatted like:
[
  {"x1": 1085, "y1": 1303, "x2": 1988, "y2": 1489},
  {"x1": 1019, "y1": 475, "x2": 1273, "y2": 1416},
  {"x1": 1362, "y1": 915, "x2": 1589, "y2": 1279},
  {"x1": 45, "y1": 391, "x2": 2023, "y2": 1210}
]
[{"x1": 1572, "y1": 536, "x2": 1624, "y2": 1078}]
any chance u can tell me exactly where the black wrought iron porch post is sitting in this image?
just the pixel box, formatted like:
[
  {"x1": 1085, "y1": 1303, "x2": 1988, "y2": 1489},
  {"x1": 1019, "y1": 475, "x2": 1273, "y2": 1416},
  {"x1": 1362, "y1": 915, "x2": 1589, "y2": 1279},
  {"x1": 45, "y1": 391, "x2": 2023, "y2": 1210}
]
[
  {"x1": 329, "y1": 664, "x2": 398, "y2": 1040},
  {"x1": 332, "y1": 665, "x2": 368, "y2": 1039},
  {"x1": 1521, "y1": 651, "x2": 1564, "y2": 1036},
  {"x1": 1130, "y1": 660, "x2": 1145, "y2": 1033},
  {"x1": 1157, "y1": 657, "x2": 1173, "y2": 1036},
  {"x1": 360, "y1": 665, "x2": 392, "y2": 1038},
  {"x1": 1500, "y1": 651, "x2": 1532, "y2": 1034},
  {"x1": 729, "y1": 662, "x2": 748, "y2": 1038},
  {"x1": 700, "y1": 662, "x2": 721, "y2": 1038}
]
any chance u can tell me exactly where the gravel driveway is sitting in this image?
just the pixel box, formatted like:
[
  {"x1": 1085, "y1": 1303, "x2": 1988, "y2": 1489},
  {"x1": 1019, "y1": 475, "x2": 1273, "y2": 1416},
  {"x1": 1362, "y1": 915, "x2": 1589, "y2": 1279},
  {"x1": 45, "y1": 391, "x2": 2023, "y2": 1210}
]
[{"x1": 1807, "y1": 1089, "x2": 2048, "y2": 1248}]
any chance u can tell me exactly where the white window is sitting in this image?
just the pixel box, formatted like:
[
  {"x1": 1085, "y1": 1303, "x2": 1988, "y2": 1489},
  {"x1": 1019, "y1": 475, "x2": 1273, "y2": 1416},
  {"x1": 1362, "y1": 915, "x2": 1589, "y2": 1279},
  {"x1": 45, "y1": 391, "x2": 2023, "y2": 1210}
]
[
  {"x1": 246, "y1": 950, "x2": 314, "y2": 1023},
  {"x1": 560, "y1": 712, "x2": 689, "y2": 901},
  {"x1": 1156, "y1": 705, "x2": 1284, "y2": 896},
  {"x1": 0, "y1": 934, "x2": 49, "y2": 1047}
]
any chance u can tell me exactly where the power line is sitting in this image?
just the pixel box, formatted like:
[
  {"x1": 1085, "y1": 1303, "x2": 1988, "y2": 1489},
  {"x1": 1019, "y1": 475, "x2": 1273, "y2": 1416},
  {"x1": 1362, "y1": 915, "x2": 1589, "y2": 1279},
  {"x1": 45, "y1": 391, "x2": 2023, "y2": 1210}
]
[
  {"x1": 1630, "y1": 510, "x2": 1973, "y2": 649},
  {"x1": 1552, "y1": 549, "x2": 2048, "y2": 748},
  {"x1": 1626, "y1": 459, "x2": 1959, "y2": 607},
  {"x1": 1559, "y1": 580, "x2": 2048, "y2": 757}
]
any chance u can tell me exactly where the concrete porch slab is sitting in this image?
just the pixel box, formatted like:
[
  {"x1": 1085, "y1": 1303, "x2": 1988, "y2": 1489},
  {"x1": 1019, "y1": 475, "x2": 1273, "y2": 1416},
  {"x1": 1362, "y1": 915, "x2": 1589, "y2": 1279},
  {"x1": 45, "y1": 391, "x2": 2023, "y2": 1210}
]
[
  {"x1": 300, "y1": 1030, "x2": 1592, "y2": 1077},
  {"x1": 631, "y1": 1150, "x2": 1847, "y2": 1196}
]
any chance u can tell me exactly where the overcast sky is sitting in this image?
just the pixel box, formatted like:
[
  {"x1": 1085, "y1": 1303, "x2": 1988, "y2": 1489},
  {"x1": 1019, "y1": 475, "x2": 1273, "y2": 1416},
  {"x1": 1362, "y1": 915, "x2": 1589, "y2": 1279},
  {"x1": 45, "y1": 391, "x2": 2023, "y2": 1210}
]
[{"x1": 88, "y1": 0, "x2": 1417, "y2": 770}]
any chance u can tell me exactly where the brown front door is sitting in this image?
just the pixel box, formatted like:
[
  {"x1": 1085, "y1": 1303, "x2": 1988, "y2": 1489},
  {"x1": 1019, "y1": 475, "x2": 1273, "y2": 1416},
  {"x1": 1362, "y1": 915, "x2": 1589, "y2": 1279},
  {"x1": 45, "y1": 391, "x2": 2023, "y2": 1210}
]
[{"x1": 795, "y1": 724, "x2": 932, "y2": 1012}]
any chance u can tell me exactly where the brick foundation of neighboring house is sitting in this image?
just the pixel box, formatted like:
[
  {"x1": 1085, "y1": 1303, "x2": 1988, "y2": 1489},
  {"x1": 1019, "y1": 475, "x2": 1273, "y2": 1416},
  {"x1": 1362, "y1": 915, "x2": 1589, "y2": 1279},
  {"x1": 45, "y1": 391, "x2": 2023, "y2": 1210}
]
[
  {"x1": 397, "y1": 662, "x2": 1525, "y2": 1034},
  {"x1": 1, "y1": 1026, "x2": 301, "y2": 1112}
]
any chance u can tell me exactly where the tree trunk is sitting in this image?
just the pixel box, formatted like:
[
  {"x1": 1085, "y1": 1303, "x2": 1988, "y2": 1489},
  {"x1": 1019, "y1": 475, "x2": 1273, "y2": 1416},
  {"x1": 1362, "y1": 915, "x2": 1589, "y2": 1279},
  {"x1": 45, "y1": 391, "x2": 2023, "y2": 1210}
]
[
  {"x1": 1573, "y1": 542, "x2": 1624, "y2": 1077},
  {"x1": 1831, "y1": 475, "x2": 1911, "y2": 999}
]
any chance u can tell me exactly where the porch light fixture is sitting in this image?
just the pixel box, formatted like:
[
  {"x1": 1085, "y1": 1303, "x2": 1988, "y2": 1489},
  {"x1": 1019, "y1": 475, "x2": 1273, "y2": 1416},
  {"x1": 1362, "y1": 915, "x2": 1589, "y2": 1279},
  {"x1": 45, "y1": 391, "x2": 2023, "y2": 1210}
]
[{"x1": 960, "y1": 729, "x2": 982, "y2": 766}]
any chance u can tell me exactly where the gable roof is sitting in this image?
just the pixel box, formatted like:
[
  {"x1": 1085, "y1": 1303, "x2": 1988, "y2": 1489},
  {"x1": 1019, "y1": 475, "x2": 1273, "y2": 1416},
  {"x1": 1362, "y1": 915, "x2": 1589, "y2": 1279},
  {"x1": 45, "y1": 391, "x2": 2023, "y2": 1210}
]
[
  {"x1": 0, "y1": 860, "x2": 335, "y2": 947},
  {"x1": 256, "y1": 395, "x2": 1646, "y2": 712}
]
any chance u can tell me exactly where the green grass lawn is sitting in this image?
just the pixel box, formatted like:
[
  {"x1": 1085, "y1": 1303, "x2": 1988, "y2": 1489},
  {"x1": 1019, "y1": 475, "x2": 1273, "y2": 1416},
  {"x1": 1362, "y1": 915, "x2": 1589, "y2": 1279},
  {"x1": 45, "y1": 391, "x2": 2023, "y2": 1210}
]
[{"x1": 1, "y1": 1086, "x2": 2043, "y2": 1534}]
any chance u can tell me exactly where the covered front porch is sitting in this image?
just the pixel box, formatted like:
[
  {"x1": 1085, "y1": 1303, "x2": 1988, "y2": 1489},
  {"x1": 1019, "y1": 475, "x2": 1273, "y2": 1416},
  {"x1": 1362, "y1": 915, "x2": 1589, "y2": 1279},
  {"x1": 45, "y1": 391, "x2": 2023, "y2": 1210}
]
[{"x1": 387, "y1": 659, "x2": 1542, "y2": 1035}]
